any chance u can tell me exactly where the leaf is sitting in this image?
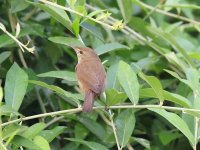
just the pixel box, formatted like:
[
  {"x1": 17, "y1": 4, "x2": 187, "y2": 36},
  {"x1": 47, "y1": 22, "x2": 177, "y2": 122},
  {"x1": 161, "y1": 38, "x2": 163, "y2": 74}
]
[
  {"x1": 95, "y1": 43, "x2": 130, "y2": 55},
  {"x1": 149, "y1": 28, "x2": 195, "y2": 67},
  {"x1": 66, "y1": 138, "x2": 109, "y2": 150},
  {"x1": 72, "y1": 18, "x2": 80, "y2": 37},
  {"x1": 40, "y1": 126, "x2": 66, "y2": 142},
  {"x1": 48, "y1": 36, "x2": 84, "y2": 47},
  {"x1": 75, "y1": 123, "x2": 89, "y2": 140},
  {"x1": 81, "y1": 9, "x2": 106, "y2": 23},
  {"x1": 106, "y1": 62, "x2": 121, "y2": 91},
  {"x1": 78, "y1": 116, "x2": 106, "y2": 140},
  {"x1": 12, "y1": 135, "x2": 40, "y2": 149},
  {"x1": 10, "y1": 0, "x2": 30, "y2": 13},
  {"x1": 28, "y1": 80, "x2": 80, "y2": 104},
  {"x1": 115, "y1": 109, "x2": 135, "y2": 147},
  {"x1": 158, "y1": 131, "x2": 182, "y2": 145},
  {"x1": 37, "y1": 71, "x2": 76, "y2": 82},
  {"x1": 81, "y1": 22, "x2": 104, "y2": 41},
  {"x1": 4, "y1": 63, "x2": 28, "y2": 111},
  {"x1": 0, "y1": 105, "x2": 21, "y2": 116},
  {"x1": 139, "y1": 72, "x2": 164, "y2": 104},
  {"x1": 117, "y1": 0, "x2": 132, "y2": 23},
  {"x1": 33, "y1": 136, "x2": 50, "y2": 150},
  {"x1": 140, "y1": 88, "x2": 191, "y2": 108},
  {"x1": 0, "y1": 51, "x2": 11, "y2": 64},
  {"x1": 22, "y1": 123, "x2": 46, "y2": 139},
  {"x1": 164, "y1": 69, "x2": 192, "y2": 88},
  {"x1": 118, "y1": 61, "x2": 139, "y2": 105},
  {"x1": 106, "y1": 89, "x2": 127, "y2": 106},
  {"x1": 29, "y1": 2, "x2": 72, "y2": 32},
  {"x1": 132, "y1": 137, "x2": 150, "y2": 149},
  {"x1": 149, "y1": 108, "x2": 195, "y2": 146}
]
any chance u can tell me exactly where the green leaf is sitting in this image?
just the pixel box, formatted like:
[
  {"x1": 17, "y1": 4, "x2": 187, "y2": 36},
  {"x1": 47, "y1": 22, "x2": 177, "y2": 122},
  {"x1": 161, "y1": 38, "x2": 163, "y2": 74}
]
[
  {"x1": 164, "y1": 69, "x2": 192, "y2": 88},
  {"x1": 48, "y1": 36, "x2": 84, "y2": 47},
  {"x1": 72, "y1": 18, "x2": 80, "y2": 37},
  {"x1": 2, "y1": 124, "x2": 25, "y2": 139},
  {"x1": 10, "y1": 0, "x2": 30, "y2": 13},
  {"x1": 0, "y1": 51, "x2": 11, "y2": 64},
  {"x1": 118, "y1": 61, "x2": 139, "y2": 105},
  {"x1": 12, "y1": 135, "x2": 40, "y2": 149},
  {"x1": 33, "y1": 136, "x2": 50, "y2": 150},
  {"x1": 115, "y1": 109, "x2": 135, "y2": 147},
  {"x1": 106, "y1": 62, "x2": 121, "y2": 90},
  {"x1": 0, "y1": 105, "x2": 21, "y2": 116},
  {"x1": 22, "y1": 123, "x2": 46, "y2": 139},
  {"x1": 149, "y1": 28, "x2": 195, "y2": 67},
  {"x1": 37, "y1": 71, "x2": 76, "y2": 82},
  {"x1": 158, "y1": 131, "x2": 182, "y2": 145},
  {"x1": 4, "y1": 63, "x2": 28, "y2": 111},
  {"x1": 75, "y1": 123, "x2": 89, "y2": 140},
  {"x1": 81, "y1": 9, "x2": 105, "y2": 23},
  {"x1": 29, "y1": 2, "x2": 72, "y2": 32},
  {"x1": 117, "y1": 0, "x2": 132, "y2": 23},
  {"x1": 106, "y1": 89, "x2": 127, "y2": 106},
  {"x1": 149, "y1": 108, "x2": 195, "y2": 146},
  {"x1": 139, "y1": 72, "x2": 164, "y2": 104},
  {"x1": 28, "y1": 80, "x2": 80, "y2": 104},
  {"x1": 140, "y1": 88, "x2": 191, "y2": 108},
  {"x1": 66, "y1": 138, "x2": 109, "y2": 150},
  {"x1": 40, "y1": 126, "x2": 66, "y2": 142},
  {"x1": 95, "y1": 43, "x2": 130, "y2": 55},
  {"x1": 78, "y1": 116, "x2": 106, "y2": 140},
  {"x1": 81, "y1": 22, "x2": 104, "y2": 41}
]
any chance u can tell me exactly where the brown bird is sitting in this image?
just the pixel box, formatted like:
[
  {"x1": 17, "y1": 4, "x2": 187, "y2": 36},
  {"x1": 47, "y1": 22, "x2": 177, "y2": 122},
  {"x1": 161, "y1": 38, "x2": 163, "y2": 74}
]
[{"x1": 73, "y1": 47, "x2": 106, "y2": 112}]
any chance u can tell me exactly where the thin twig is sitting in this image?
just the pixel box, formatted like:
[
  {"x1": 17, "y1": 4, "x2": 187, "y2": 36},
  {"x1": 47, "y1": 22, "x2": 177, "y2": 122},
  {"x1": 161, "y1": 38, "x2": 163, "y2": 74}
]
[
  {"x1": 2, "y1": 104, "x2": 200, "y2": 127},
  {"x1": 136, "y1": 0, "x2": 200, "y2": 26},
  {"x1": 194, "y1": 117, "x2": 199, "y2": 150},
  {"x1": 109, "y1": 111, "x2": 121, "y2": 150}
]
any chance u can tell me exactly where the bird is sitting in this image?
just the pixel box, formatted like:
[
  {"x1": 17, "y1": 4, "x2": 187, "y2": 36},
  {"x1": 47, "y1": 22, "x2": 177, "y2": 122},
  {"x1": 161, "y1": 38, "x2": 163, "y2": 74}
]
[{"x1": 72, "y1": 46, "x2": 106, "y2": 112}]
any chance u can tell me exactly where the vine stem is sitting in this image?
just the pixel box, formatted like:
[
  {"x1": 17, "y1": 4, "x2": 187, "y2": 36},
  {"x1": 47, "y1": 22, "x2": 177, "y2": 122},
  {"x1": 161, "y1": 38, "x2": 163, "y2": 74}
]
[{"x1": 2, "y1": 104, "x2": 200, "y2": 127}]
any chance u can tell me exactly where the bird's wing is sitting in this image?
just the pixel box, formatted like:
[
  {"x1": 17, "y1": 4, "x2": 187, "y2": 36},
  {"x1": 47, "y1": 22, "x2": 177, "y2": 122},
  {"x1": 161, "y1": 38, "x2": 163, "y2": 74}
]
[{"x1": 76, "y1": 60, "x2": 105, "y2": 94}]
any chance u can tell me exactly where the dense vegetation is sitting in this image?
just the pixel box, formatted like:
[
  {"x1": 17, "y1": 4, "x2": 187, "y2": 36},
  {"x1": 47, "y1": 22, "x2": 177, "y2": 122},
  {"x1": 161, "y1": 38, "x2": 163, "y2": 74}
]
[{"x1": 0, "y1": 0, "x2": 200, "y2": 149}]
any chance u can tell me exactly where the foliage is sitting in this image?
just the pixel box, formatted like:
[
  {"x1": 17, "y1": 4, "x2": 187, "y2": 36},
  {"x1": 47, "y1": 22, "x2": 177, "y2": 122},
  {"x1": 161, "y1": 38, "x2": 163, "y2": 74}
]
[{"x1": 0, "y1": 0, "x2": 200, "y2": 149}]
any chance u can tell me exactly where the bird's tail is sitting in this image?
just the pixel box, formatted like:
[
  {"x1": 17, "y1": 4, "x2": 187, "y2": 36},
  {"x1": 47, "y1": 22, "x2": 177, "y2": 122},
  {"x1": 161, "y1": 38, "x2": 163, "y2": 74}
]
[{"x1": 83, "y1": 91, "x2": 95, "y2": 112}]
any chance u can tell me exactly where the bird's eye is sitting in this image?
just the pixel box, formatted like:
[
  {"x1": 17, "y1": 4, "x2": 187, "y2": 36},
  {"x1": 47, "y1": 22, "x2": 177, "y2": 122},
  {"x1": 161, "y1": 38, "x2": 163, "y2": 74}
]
[{"x1": 79, "y1": 51, "x2": 83, "y2": 54}]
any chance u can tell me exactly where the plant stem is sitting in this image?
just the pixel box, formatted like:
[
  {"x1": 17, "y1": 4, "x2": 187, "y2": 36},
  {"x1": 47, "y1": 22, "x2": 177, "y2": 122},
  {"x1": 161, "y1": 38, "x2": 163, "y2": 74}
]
[
  {"x1": 136, "y1": 0, "x2": 200, "y2": 26},
  {"x1": 38, "y1": 0, "x2": 114, "y2": 30},
  {"x1": 194, "y1": 117, "x2": 199, "y2": 150},
  {"x1": 2, "y1": 104, "x2": 200, "y2": 127},
  {"x1": 109, "y1": 111, "x2": 121, "y2": 150}
]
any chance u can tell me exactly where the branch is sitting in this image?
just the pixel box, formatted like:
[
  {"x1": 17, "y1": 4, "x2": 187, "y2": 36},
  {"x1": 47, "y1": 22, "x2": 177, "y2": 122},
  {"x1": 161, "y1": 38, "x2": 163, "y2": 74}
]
[{"x1": 2, "y1": 104, "x2": 200, "y2": 127}]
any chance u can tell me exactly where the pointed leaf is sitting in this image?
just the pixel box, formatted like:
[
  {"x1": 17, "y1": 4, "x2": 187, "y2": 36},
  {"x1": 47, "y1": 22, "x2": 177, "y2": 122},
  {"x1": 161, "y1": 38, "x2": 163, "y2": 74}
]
[
  {"x1": 149, "y1": 108, "x2": 195, "y2": 146},
  {"x1": 95, "y1": 43, "x2": 130, "y2": 55},
  {"x1": 139, "y1": 72, "x2": 164, "y2": 103},
  {"x1": 48, "y1": 36, "x2": 84, "y2": 47},
  {"x1": 106, "y1": 89, "x2": 127, "y2": 106},
  {"x1": 115, "y1": 109, "x2": 135, "y2": 147},
  {"x1": 66, "y1": 138, "x2": 109, "y2": 150},
  {"x1": 5, "y1": 63, "x2": 28, "y2": 111},
  {"x1": 37, "y1": 71, "x2": 76, "y2": 82},
  {"x1": 118, "y1": 61, "x2": 139, "y2": 105}
]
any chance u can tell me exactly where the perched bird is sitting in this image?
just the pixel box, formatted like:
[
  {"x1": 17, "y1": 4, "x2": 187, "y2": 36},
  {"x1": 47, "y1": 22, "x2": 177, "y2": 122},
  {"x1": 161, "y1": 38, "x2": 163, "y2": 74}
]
[{"x1": 73, "y1": 47, "x2": 106, "y2": 112}]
